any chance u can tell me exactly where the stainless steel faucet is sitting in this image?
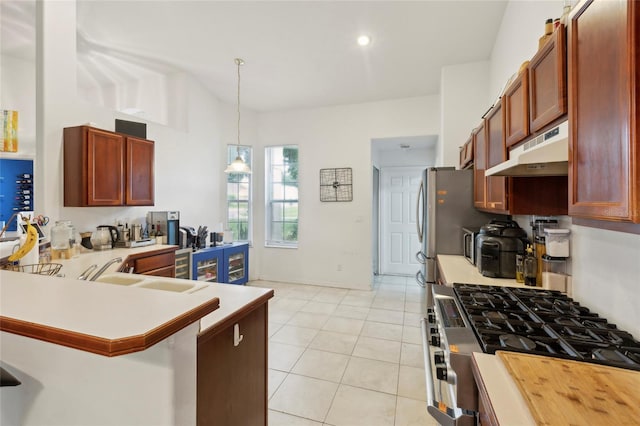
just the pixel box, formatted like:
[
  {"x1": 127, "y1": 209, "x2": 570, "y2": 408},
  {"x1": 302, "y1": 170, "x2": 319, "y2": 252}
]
[
  {"x1": 89, "y1": 257, "x2": 123, "y2": 281},
  {"x1": 77, "y1": 264, "x2": 98, "y2": 280}
]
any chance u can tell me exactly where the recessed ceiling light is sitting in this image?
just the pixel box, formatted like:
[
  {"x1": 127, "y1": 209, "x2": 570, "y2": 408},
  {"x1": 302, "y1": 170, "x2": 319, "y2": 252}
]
[{"x1": 357, "y1": 35, "x2": 371, "y2": 46}]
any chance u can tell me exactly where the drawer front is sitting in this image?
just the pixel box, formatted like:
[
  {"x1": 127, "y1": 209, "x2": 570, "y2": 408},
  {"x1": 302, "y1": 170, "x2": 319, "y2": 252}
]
[{"x1": 135, "y1": 252, "x2": 175, "y2": 273}]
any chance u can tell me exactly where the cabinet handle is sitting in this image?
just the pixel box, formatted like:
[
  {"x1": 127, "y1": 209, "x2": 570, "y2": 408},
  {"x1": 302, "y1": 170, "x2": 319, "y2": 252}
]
[{"x1": 233, "y1": 323, "x2": 244, "y2": 347}]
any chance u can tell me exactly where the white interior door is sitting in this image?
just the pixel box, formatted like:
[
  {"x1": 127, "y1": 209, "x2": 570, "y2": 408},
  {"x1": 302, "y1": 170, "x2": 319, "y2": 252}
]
[{"x1": 380, "y1": 167, "x2": 423, "y2": 275}]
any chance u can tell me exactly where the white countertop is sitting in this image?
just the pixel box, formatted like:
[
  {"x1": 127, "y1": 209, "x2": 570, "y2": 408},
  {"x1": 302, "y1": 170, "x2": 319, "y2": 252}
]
[
  {"x1": 437, "y1": 254, "x2": 527, "y2": 288},
  {"x1": 472, "y1": 352, "x2": 536, "y2": 425}
]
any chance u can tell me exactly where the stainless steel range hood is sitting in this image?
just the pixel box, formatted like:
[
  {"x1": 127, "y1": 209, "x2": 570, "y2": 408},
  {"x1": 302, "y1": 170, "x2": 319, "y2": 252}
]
[{"x1": 485, "y1": 120, "x2": 568, "y2": 177}]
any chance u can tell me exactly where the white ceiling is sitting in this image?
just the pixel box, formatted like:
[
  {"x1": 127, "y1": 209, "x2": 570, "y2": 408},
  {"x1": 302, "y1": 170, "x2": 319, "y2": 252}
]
[{"x1": 1, "y1": 0, "x2": 508, "y2": 112}]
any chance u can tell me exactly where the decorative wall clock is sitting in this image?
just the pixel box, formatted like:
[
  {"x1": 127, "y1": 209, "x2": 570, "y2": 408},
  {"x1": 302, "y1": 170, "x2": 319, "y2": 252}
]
[{"x1": 320, "y1": 168, "x2": 353, "y2": 202}]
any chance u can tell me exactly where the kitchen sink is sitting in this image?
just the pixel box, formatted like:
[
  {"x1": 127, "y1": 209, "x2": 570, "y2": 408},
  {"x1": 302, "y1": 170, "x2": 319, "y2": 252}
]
[
  {"x1": 95, "y1": 274, "x2": 145, "y2": 286},
  {"x1": 137, "y1": 281, "x2": 195, "y2": 292}
]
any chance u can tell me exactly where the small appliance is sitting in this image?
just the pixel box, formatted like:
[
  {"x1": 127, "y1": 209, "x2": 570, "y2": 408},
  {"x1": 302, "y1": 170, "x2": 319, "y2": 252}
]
[
  {"x1": 179, "y1": 226, "x2": 197, "y2": 249},
  {"x1": 475, "y1": 219, "x2": 527, "y2": 278},
  {"x1": 461, "y1": 226, "x2": 481, "y2": 265},
  {"x1": 147, "y1": 211, "x2": 179, "y2": 245}
]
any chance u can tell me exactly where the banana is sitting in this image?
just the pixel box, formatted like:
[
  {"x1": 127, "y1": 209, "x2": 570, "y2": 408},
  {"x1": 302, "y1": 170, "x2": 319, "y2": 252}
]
[{"x1": 8, "y1": 220, "x2": 39, "y2": 262}]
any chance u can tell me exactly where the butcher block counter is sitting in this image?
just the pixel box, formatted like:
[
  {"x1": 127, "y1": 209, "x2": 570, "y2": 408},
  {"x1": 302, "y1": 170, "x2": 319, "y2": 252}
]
[{"x1": 472, "y1": 351, "x2": 640, "y2": 425}]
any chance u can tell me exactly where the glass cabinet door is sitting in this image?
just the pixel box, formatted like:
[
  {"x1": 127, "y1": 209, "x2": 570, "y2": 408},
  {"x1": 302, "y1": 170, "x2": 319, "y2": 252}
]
[
  {"x1": 196, "y1": 257, "x2": 219, "y2": 282},
  {"x1": 227, "y1": 252, "x2": 245, "y2": 282}
]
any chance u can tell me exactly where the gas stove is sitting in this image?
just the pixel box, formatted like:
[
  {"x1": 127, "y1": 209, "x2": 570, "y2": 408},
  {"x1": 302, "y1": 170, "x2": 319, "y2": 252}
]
[
  {"x1": 421, "y1": 283, "x2": 640, "y2": 426},
  {"x1": 453, "y1": 283, "x2": 640, "y2": 369}
]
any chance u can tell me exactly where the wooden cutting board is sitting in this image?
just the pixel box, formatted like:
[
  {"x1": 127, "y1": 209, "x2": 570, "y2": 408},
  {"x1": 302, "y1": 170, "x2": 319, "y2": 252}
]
[{"x1": 497, "y1": 351, "x2": 640, "y2": 425}]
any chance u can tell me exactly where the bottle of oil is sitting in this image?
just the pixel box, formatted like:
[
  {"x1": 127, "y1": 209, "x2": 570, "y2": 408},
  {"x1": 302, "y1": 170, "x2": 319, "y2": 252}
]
[{"x1": 524, "y1": 244, "x2": 537, "y2": 286}]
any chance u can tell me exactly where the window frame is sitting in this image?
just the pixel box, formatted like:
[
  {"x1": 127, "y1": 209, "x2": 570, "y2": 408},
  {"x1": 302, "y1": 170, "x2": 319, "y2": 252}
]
[
  {"x1": 226, "y1": 144, "x2": 253, "y2": 244},
  {"x1": 265, "y1": 145, "x2": 299, "y2": 248}
]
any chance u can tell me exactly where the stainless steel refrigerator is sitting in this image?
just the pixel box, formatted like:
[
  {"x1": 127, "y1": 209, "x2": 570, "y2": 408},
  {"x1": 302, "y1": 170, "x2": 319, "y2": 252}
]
[{"x1": 415, "y1": 167, "x2": 497, "y2": 289}]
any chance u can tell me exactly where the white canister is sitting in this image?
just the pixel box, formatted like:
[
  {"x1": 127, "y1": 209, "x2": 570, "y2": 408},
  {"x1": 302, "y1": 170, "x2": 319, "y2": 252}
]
[{"x1": 544, "y1": 228, "x2": 571, "y2": 257}]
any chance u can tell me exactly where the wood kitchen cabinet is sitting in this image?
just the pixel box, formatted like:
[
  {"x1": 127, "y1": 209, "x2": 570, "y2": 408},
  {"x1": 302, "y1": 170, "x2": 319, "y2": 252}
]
[
  {"x1": 529, "y1": 23, "x2": 567, "y2": 133},
  {"x1": 120, "y1": 247, "x2": 176, "y2": 277},
  {"x1": 474, "y1": 106, "x2": 568, "y2": 216},
  {"x1": 484, "y1": 104, "x2": 509, "y2": 214},
  {"x1": 64, "y1": 126, "x2": 154, "y2": 207},
  {"x1": 473, "y1": 123, "x2": 487, "y2": 209},
  {"x1": 459, "y1": 135, "x2": 474, "y2": 170},
  {"x1": 568, "y1": 0, "x2": 640, "y2": 230},
  {"x1": 197, "y1": 302, "x2": 268, "y2": 426},
  {"x1": 503, "y1": 69, "x2": 530, "y2": 148}
]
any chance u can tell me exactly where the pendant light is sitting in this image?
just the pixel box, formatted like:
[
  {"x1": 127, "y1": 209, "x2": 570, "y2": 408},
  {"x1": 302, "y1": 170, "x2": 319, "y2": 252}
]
[{"x1": 225, "y1": 58, "x2": 252, "y2": 174}]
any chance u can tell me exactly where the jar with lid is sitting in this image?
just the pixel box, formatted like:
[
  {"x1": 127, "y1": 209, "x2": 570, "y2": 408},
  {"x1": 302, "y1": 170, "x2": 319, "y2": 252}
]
[
  {"x1": 51, "y1": 221, "x2": 72, "y2": 250},
  {"x1": 544, "y1": 228, "x2": 571, "y2": 257},
  {"x1": 542, "y1": 255, "x2": 568, "y2": 292}
]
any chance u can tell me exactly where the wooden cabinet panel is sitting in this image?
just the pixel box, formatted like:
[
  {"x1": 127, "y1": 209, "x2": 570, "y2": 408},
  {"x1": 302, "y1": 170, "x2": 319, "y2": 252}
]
[
  {"x1": 504, "y1": 69, "x2": 530, "y2": 148},
  {"x1": 568, "y1": 0, "x2": 640, "y2": 224},
  {"x1": 530, "y1": 23, "x2": 567, "y2": 133},
  {"x1": 126, "y1": 136, "x2": 154, "y2": 206},
  {"x1": 460, "y1": 136, "x2": 474, "y2": 170},
  {"x1": 197, "y1": 303, "x2": 268, "y2": 426},
  {"x1": 473, "y1": 124, "x2": 487, "y2": 209},
  {"x1": 64, "y1": 127, "x2": 124, "y2": 206},
  {"x1": 485, "y1": 104, "x2": 509, "y2": 213},
  {"x1": 64, "y1": 126, "x2": 154, "y2": 207},
  {"x1": 120, "y1": 247, "x2": 176, "y2": 277}
]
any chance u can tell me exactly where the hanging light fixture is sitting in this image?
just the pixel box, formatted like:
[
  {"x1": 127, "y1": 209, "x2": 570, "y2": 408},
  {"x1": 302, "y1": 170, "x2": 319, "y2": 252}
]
[{"x1": 225, "y1": 58, "x2": 252, "y2": 174}]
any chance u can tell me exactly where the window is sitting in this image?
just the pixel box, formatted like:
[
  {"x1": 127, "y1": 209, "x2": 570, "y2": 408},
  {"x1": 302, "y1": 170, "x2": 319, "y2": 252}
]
[
  {"x1": 266, "y1": 146, "x2": 298, "y2": 247},
  {"x1": 226, "y1": 145, "x2": 252, "y2": 242}
]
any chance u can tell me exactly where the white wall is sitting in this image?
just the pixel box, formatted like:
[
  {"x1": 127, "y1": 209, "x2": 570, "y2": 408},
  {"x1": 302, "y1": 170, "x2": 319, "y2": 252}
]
[
  {"x1": 489, "y1": 0, "x2": 640, "y2": 336},
  {"x1": 255, "y1": 96, "x2": 439, "y2": 289},
  {"x1": 439, "y1": 61, "x2": 490, "y2": 167},
  {"x1": 29, "y1": 0, "x2": 248, "y2": 260},
  {"x1": 1, "y1": 55, "x2": 36, "y2": 156}
]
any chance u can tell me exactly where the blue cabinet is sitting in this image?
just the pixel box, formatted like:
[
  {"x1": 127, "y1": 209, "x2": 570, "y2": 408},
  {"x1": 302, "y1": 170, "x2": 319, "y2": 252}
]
[
  {"x1": 223, "y1": 243, "x2": 249, "y2": 285},
  {"x1": 190, "y1": 243, "x2": 248, "y2": 285}
]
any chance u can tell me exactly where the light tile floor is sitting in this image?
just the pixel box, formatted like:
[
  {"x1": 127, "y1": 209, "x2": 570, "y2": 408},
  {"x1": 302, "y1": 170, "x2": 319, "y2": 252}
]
[{"x1": 249, "y1": 275, "x2": 438, "y2": 426}]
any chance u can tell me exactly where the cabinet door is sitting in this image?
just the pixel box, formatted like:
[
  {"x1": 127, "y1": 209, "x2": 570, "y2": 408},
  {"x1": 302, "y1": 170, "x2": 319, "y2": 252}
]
[
  {"x1": 224, "y1": 244, "x2": 248, "y2": 285},
  {"x1": 568, "y1": 0, "x2": 640, "y2": 222},
  {"x1": 485, "y1": 104, "x2": 509, "y2": 213},
  {"x1": 197, "y1": 303, "x2": 268, "y2": 426},
  {"x1": 504, "y1": 69, "x2": 530, "y2": 148},
  {"x1": 530, "y1": 23, "x2": 567, "y2": 133},
  {"x1": 126, "y1": 136, "x2": 154, "y2": 206},
  {"x1": 87, "y1": 128, "x2": 125, "y2": 206},
  {"x1": 473, "y1": 124, "x2": 487, "y2": 209},
  {"x1": 192, "y1": 248, "x2": 223, "y2": 282}
]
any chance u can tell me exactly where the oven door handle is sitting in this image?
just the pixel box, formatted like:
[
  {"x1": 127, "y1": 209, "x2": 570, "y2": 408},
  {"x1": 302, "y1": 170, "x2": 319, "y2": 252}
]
[{"x1": 421, "y1": 318, "x2": 477, "y2": 426}]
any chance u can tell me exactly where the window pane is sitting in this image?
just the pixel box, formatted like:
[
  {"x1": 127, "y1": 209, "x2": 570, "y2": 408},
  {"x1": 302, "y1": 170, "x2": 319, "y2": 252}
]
[
  {"x1": 271, "y1": 165, "x2": 284, "y2": 183},
  {"x1": 271, "y1": 202, "x2": 284, "y2": 221},
  {"x1": 226, "y1": 145, "x2": 252, "y2": 243},
  {"x1": 270, "y1": 222, "x2": 283, "y2": 241},
  {"x1": 284, "y1": 184, "x2": 298, "y2": 200},
  {"x1": 284, "y1": 202, "x2": 298, "y2": 221},
  {"x1": 284, "y1": 222, "x2": 298, "y2": 241},
  {"x1": 272, "y1": 183, "x2": 285, "y2": 200}
]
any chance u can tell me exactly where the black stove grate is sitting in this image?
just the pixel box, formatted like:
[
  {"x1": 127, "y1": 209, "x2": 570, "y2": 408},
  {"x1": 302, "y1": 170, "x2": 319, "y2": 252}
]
[{"x1": 452, "y1": 283, "x2": 640, "y2": 371}]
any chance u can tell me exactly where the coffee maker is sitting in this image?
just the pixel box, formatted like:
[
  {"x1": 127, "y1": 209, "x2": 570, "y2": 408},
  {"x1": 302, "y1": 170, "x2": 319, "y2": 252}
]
[{"x1": 147, "y1": 211, "x2": 180, "y2": 245}]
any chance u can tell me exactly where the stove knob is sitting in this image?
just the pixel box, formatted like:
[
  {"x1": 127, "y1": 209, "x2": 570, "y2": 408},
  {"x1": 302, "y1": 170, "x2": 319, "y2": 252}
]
[
  {"x1": 436, "y1": 364, "x2": 448, "y2": 381},
  {"x1": 429, "y1": 327, "x2": 438, "y2": 335},
  {"x1": 430, "y1": 333, "x2": 440, "y2": 347},
  {"x1": 433, "y1": 350, "x2": 445, "y2": 364},
  {"x1": 427, "y1": 309, "x2": 436, "y2": 324}
]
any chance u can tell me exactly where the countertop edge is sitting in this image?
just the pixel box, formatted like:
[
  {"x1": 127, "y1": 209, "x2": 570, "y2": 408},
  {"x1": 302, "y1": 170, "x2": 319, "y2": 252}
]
[
  {"x1": 0, "y1": 297, "x2": 220, "y2": 357},
  {"x1": 199, "y1": 289, "x2": 274, "y2": 339}
]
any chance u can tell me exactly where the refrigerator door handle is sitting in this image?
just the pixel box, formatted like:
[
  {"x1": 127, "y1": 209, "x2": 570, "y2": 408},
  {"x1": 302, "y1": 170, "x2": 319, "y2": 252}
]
[{"x1": 416, "y1": 180, "x2": 424, "y2": 243}]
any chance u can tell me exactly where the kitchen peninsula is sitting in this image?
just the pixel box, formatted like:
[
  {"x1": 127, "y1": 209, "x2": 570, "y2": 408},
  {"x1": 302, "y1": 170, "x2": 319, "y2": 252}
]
[{"x1": 0, "y1": 254, "x2": 273, "y2": 425}]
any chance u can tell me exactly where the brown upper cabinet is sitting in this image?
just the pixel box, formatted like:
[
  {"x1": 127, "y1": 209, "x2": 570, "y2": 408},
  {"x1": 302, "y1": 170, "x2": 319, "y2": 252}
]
[
  {"x1": 484, "y1": 104, "x2": 509, "y2": 214},
  {"x1": 473, "y1": 123, "x2": 487, "y2": 209},
  {"x1": 64, "y1": 126, "x2": 155, "y2": 207},
  {"x1": 529, "y1": 23, "x2": 567, "y2": 133},
  {"x1": 502, "y1": 24, "x2": 567, "y2": 150},
  {"x1": 567, "y1": 0, "x2": 640, "y2": 227},
  {"x1": 503, "y1": 68, "x2": 530, "y2": 148},
  {"x1": 459, "y1": 135, "x2": 474, "y2": 170}
]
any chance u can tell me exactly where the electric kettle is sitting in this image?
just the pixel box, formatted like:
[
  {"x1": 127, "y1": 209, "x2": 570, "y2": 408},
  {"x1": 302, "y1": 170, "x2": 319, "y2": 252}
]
[{"x1": 93, "y1": 225, "x2": 119, "y2": 250}]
